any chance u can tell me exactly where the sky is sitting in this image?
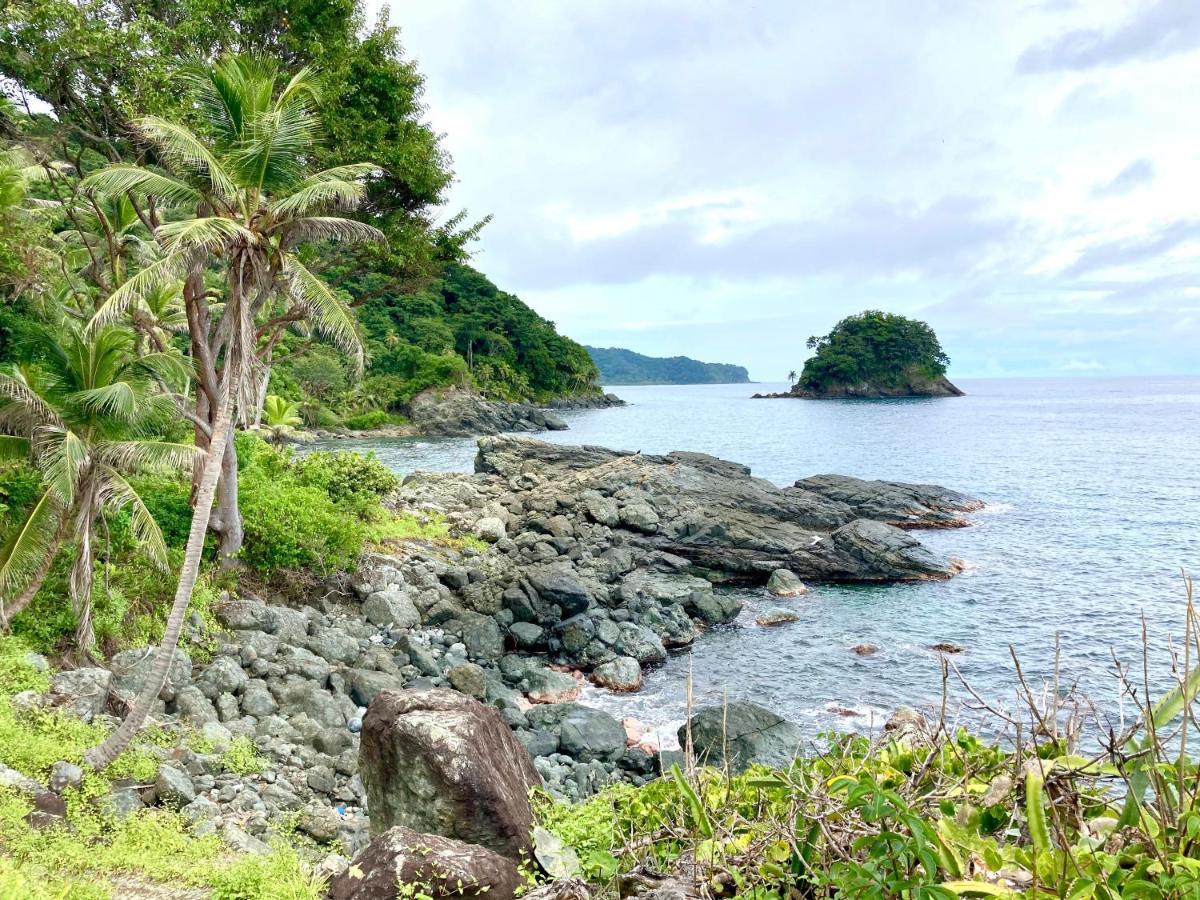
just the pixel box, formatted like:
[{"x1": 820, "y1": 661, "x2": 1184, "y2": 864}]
[{"x1": 379, "y1": 0, "x2": 1200, "y2": 381}]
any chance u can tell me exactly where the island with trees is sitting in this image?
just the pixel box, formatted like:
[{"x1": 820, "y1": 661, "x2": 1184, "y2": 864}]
[
  {"x1": 758, "y1": 310, "x2": 963, "y2": 399},
  {"x1": 585, "y1": 346, "x2": 750, "y2": 385}
]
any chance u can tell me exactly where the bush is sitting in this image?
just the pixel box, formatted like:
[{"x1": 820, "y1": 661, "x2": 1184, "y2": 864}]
[
  {"x1": 238, "y1": 475, "x2": 364, "y2": 574},
  {"x1": 342, "y1": 408, "x2": 408, "y2": 430},
  {"x1": 292, "y1": 449, "x2": 398, "y2": 517}
]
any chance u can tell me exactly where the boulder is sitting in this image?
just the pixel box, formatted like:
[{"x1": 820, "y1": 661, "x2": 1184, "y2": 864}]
[
  {"x1": 473, "y1": 517, "x2": 507, "y2": 543},
  {"x1": 590, "y1": 657, "x2": 642, "y2": 692},
  {"x1": 49, "y1": 668, "x2": 111, "y2": 723},
  {"x1": 154, "y1": 764, "x2": 196, "y2": 809},
  {"x1": 359, "y1": 689, "x2": 541, "y2": 858},
  {"x1": 363, "y1": 590, "x2": 420, "y2": 629},
  {"x1": 328, "y1": 826, "x2": 522, "y2": 900},
  {"x1": 109, "y1": 647, "x2": 192, "y2": 700},
  {"x1": 755, "y1": 608, "x2": 798, "y2": 627},
  {"x1": 559, "y1": 707, "x2": 627, "y2": 762},
  {"x1": 527, "y1": 569, "x2": 594, "y2": 618},
  {"x1": 681, "y1": 701, "x2": 802, "y2": 773},
  {"x1": 766, "y1": 569, "x2": 808, "y2": 597},
  {"x1": 447, "y1": 663, "x2": 487, "y2": 700}
]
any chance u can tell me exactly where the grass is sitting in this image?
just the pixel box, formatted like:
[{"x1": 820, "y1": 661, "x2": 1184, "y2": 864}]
[
  {"x1": 369, "y1": 509, "x2": 487, "y2": 553},
  {"x1": 0, "y1": 636, "x2": 323, "y2": 899}
]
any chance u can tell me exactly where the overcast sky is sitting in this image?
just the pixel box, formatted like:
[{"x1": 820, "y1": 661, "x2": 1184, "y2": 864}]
[{"x1": 380, "y1": 0, "x2": 1200, "y2": 381}]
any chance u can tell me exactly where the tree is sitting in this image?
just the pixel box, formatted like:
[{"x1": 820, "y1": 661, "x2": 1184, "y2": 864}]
[
  {"x1": 81, "y1": 54, "x2": 378, "y2": 563},
  {"x1": 0, "y1": 323, "x2": 197, "y2": 652},
  {"x1": 799, "y1": 310, "x2": 951, "y2": 392},
  {"x1": 787, "y1": 370, "x2": 797, "y2": 385},
  {"x1": 260, "y1": 394, "x2": 301, "y2": 445},
  {"x1": 82, "y1": 55, "x2": 377, "y2": 769}
]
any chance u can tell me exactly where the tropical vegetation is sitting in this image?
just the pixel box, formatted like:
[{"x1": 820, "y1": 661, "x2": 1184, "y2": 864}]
[
  {"x1": 585, "y1": 346, "x2": 749, "y2": 386},
  {"x1": 799, "y1": 311, "x2": 951, "y2": 393}
]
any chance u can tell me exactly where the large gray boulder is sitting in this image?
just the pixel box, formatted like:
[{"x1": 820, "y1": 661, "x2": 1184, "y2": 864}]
[
  {"x1": 359, "y1": 689, "x2": 541, "y2": 858},
  {"x1": 794, "y1": 474, "x2": 983, "y2": 529},
  {"x1": 49, "y1": 668, "x2": 111, "y2": 723},
  {"x1": 328, "y1": 826, "x2": 522, "y2": 900},
  {"x1": 681, "y1": 701, "x2": 803, "y2": 773},
  {"x1": 558, "y1": 707, "x2": 626, "y2": 762}
]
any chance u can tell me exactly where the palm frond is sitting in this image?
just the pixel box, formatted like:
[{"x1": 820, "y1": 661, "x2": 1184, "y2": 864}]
[
  {"x1": 135, "y1": 117, "x2": 240, "y2": 202},
  {"x1": 88, "y1": 251, "x2": 190, "y2": 332},
  {"x1": 282, "y1": 258, "x2": 364, "y2": 373},
  {"x1": 157, "y1": 216, "x2": 255, "y2": 255},
  {"x1": 34, "y1": 426, "x2": 89, "y2": 505},
  {"x1": 0, "y1": 368, "x2": 63, "y2": 431},
  {"x1": 80, "y1": 165, "x2": 201, "y2": 207},
  {"x1": 278, "y1": 217, "x2": 384, "y2": 247},
  {"x1": 96, "y1": 440, "x2": 202, "y2": 475},
  {"x1": 0, "y1": 489, "x2": 64, "y2": 595},
  {"x1": 70, "y1": 381, "x2": 140, "y2": 422},
  {"x1": 270, "y1": 179, "x2": 367, "y2": 216},
  {"x1": 98, "y1": 468, "x2": 169, "y2": 570}
]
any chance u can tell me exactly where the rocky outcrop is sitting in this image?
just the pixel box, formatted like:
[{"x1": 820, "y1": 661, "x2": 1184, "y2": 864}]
[
  {"x1": 795, "y1": 474, "x2": 983, "y2": 529},
  {"x1": 468, "y1": 436, "x2": 972, "y2": 581},
  {"x1": 329, "y1": 826, "x2": 523, "y2": 900},
  {"x1": 753, "y1": 374, "x2": 963, "y2": 399},
  {"x1": 407, "y1": 388, "x2": 571, "y2": 437},
  {"x1": 681, "y1": 701, "x2": 803, "y2": 773},
  {"x1": 358, "y1": 689, "x2": 541, "y2": 858}
]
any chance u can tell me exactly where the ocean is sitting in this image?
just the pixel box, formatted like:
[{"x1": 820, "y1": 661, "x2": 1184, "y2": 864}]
[{"x1": 321, "y1": 377, "x2": 1200, "y2": 748}]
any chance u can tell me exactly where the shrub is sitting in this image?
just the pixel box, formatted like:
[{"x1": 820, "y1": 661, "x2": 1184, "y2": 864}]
[
  {"x1": 292, "y1": 449, "x2": 399, "y2": 517},
  {"x1": 238, "y1": 474, "x2": 365, "y2": 574},
  {"x1": 342, "y1": 408, "x2": 408, "y2": 430}
]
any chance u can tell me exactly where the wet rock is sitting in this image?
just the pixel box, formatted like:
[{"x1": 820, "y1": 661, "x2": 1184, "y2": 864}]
[
  {"x1": 559, "y1": 707, "x2": 626, "y2": 762},
  {"x1": 681, "y1": 701, "x2": 802, "y2": 773},
  {"x1": 756, "y1": 608, "x2": 798, "y2": 627},
  {"x1": 525, "y1": 667, "x2": 582, "y2": 704},
  {"x1": 929, "y1": 642, "x2": 965, "y2": 654},
  {"x1": 359, "y1": 689, "x2": 541, "y2": 857},
  {"x1": 527, "y1": 568, "x2": 594, "y2": 618},
  {"x1": 850, "y1": 643, "x2": 879, "y2": 656},
  {"x1": 766, "y1": 569, "x2": 809, "y2": 597},
  {"x1": 683, "y1": 590, "x2": 742, "y2": 626},
  {"x1": 589, "y1": 657, "x2": 642, "y2": 692},
  {"x1": 885, "y1": 707, "x2": 929, "y2": 736},
  {"x1": 794, "y1": 474, "x2": 982, "y2": 529},
  {"x1": 328, "y1": 826, "x2": 522, "y2": 900}
]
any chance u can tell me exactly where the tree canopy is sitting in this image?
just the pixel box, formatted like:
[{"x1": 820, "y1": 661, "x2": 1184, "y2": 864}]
[{"x1": 799, "y1": 311, "x2": 951, "y2": 393}]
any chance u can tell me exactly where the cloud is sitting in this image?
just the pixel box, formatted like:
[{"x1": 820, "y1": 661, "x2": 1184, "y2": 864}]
[
  {"x1": 1061, "y1": 359, "x2": 1105, "y2": 371},
  {"x1": 1063, "y1": 219, "x2": 1200, "y2": 276},
  {"x1": 1018, "y1": 0, "x2": 1200, "y2": 72},
  {"x1": 493, "y1": 196, "x2": 1017, "y2": 290},
  {"x1": 1092, "y1": 158, "x2": 1156, "y2": 197}
]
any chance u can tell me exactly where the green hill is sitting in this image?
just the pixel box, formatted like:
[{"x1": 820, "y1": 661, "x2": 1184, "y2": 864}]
[{"x1": 586, "y1": 346, "x2": 750, "y2": 385}]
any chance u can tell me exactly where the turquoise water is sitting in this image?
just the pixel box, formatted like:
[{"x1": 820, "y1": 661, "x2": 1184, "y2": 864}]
[{"x1": 323, "y1": 377, "x2": 1200, "y2": 745}]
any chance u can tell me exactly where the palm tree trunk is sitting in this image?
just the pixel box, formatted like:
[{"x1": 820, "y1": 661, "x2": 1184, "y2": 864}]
[
  {"x1": 84, "y1": 365, "x2": 235, "y2": 771},
  {"x1": 214, "y1": 435, "x2": 242, "y2": 567},
  {"x1": 69, "y1": 484, "x2": 98, "y2": 656}
]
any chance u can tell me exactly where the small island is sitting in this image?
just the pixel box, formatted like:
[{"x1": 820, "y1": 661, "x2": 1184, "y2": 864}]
[{"x1": 756, "y1": 310, "x2": 963, "y2": 399}]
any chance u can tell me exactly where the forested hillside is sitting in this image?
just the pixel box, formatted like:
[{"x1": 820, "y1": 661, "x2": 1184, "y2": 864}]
[
  {"x1": 586, "y1": 346, "x2": 750, "y2": 385},
  {"x1": 0, "y1": 0, "x2": 600, "y2": 431}
]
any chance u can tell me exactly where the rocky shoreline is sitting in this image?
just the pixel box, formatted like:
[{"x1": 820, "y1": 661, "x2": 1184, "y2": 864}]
[
  {"x1": 16, "y1": 436, "x2": 980, "y2": 890},
  {"x1": 753, "y1": 374, "x2": 963, "y2": 399},
  {"x1": 306, "y1": 388, "x2": 627, "y2": 443}
]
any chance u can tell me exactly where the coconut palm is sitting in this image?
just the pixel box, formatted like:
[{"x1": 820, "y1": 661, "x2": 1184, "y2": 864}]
[
  {"x1": 80, "y1": 54, "x2": 378, "y2": 563},
  {"x1": 787, "y1": 370, "x2": 797, "y2": 386},
  {"x1": 0, "y1": 323, "x2": 198, "y2": 652},
  {"x1": 82, "y1": 55, "x2": 379, "y2": 769},
  {"x1": 260, "y1": 394, "x2": 302, "y2": 445}
]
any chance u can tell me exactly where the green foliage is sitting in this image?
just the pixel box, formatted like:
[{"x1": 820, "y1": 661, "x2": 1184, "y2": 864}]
[
  {"x1": 217, "y1": 736, "x2": 268, "y2": 776},
  {"x1": 586, "y1": 346, "x2": 750, "y2": 386},
  {"x1": 235, "y1": 433, "x2": 401, "y2": 574},
  {"x1": 800, "y1": 310, "x2": 951, "y2": 392},
  {"x1": 342, "y1": 408, "x2": 408, "y2": 430},
  {"x1": 208, "y1": 842, "x2": 327, "y2": 900}
]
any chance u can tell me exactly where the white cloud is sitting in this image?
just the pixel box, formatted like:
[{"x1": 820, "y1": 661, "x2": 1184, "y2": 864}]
[{"x1": 381, "y1": 0, "x2": 1200, "y2": 379}]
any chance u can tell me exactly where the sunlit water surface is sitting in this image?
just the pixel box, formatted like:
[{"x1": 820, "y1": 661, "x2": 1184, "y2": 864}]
[{"x1": 315, "y1": 377, "x2": 1200, "y2": 748}]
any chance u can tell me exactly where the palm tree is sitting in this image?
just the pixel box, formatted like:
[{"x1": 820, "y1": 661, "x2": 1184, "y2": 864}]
[
  {"x1": 80, "y1": 54, "x2": 378, "y2": 562},
  {"x1": 787, "y1": 370, "x2": 798, "y2": 386},
  {"x1": 0, "y1": 324, "x2": 198, "y2": 652},
  {"x1": 260, "y1": 394, "x2": 302, "y2": 445},
  {"x1": 82, "y1": 55, "x2": 379, "y2": 769}
]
